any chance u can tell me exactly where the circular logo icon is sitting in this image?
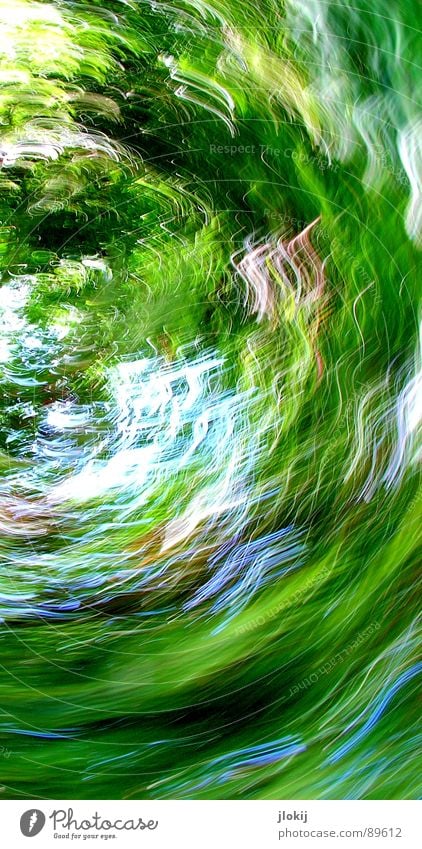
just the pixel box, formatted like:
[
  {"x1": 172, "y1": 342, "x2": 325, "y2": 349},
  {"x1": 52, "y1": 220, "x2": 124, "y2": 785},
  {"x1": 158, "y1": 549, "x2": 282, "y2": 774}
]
[{"x1": 20, "y1": 810, "x2": 46, "y2": 837}]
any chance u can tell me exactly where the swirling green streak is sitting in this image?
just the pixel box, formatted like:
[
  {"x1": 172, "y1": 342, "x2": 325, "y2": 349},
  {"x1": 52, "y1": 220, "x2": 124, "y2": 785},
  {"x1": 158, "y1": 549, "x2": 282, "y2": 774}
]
[{"x1": 0, "y1": 0, "x2": 420, "y2": 799}]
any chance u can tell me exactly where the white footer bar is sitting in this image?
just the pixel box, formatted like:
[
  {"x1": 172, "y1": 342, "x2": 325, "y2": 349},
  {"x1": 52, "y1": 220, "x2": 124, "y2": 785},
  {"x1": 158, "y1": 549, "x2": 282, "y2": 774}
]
[{"x1": 1, "y1": 800, "x2": 419, "y2": 848}]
